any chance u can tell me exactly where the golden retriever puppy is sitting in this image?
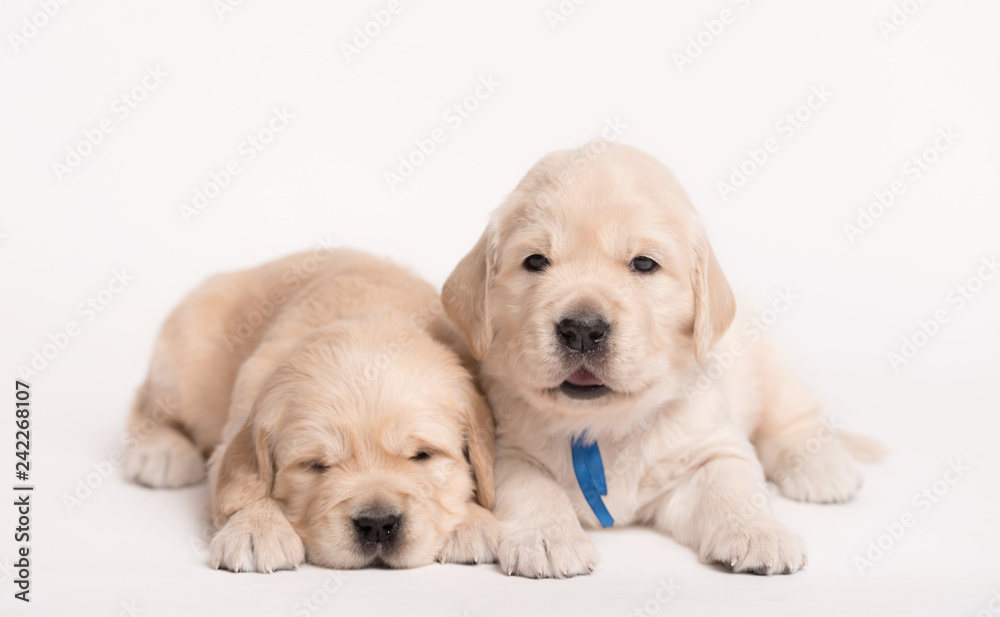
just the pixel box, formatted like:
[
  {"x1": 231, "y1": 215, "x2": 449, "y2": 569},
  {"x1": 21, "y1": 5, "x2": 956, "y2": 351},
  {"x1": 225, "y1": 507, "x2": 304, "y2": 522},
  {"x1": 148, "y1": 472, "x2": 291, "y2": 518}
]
[
  {"x1": 125, "y1": 249, "x2": 497, "y2": 572},
  {"x1": 443, "y1": 143, "x2": 882, "y2": 578}
]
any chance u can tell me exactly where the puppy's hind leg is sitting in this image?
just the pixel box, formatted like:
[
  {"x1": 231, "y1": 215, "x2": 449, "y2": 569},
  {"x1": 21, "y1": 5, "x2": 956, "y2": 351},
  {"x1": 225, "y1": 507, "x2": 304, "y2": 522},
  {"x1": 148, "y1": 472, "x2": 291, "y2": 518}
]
[
  {"x1": 125, "y1": 383, "x2": 207, "y2": 489},
  {"x1": 124, "y1": 271, "x2": 262, "y2": 489},
  {"x1": 749, "y1": 343, "x2": 880, "y2": 504}
]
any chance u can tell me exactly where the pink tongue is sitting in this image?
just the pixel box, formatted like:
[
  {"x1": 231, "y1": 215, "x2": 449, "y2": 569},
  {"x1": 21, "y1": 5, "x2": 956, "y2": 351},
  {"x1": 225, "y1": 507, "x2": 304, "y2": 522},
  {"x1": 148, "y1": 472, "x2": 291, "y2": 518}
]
[{"x1": 565, "y1": 368, "x2": 603, "y2": 387}]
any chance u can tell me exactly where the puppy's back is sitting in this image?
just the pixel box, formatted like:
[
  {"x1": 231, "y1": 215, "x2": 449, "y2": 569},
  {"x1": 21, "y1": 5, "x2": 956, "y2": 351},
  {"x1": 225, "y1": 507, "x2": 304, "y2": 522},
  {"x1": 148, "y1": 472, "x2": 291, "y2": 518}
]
[{"x1": 132, "y1": 248, "x2": 472, "y2": 454}]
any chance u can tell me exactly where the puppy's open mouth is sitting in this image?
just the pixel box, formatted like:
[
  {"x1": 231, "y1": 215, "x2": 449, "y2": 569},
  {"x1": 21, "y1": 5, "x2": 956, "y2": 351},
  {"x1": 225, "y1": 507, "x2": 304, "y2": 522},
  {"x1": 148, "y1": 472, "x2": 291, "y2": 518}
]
[{"x1": 559, "y1": 368, "x2": 611, "y2": 400}]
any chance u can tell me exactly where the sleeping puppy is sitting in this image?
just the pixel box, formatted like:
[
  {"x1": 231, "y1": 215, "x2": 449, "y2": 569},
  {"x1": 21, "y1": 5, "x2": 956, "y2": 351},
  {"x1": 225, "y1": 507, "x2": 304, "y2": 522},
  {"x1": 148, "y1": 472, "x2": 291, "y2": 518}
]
[
  {"x1": 443, "y1": 143, "x2": 882, "y2": 578},
  {"x1": 125, "y1": 249, "x2": 497, "y2": 572}
]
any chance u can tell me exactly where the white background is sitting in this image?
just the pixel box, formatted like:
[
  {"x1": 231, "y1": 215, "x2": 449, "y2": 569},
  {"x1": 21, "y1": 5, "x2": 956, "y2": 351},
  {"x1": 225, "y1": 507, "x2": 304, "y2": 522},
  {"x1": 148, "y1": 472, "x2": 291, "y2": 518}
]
[{"x1": 1, "y1": 0, "x2": 999, "y2": 615}]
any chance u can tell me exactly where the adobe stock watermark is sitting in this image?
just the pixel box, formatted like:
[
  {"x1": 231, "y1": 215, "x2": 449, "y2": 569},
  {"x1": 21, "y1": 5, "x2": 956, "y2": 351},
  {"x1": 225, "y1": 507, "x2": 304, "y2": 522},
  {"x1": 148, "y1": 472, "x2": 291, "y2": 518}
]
[
  {"x1": 213, "y1": 0, "x2": 247, "y2": 21},
  {"x1": 51, "y1": 64, "x2": 167, "y2": 182},
  {"x1": 887, "y1": 254, "x2": 998, "y2": 372},
  {"x1": 738, "y1": 418, "x2": 846, "y2": 520},
  {"x1": 177, "y1": 106, "x2": 295, "y2": 224},
  {"x1": 291, "y1": 571, "x2": 350, "y2": 616},
  {"x1": 341, "y1": 0, "x2": 409, "y2": 63},
  {"x1": 62, "y1": 396, "x2": 179, "y2": 514},
  {"x1": 7, "y1": 0, "x2": 72, "y2": 54},
  {"x1": 550, "y1": 117, "x2": 628, "y2": 191},
  {"x1": 188, "y1": 518, "x2": 216, "y2": 560},
  {"x1": 972, "y1": 588, "x2": 1000, "y2": 617},
  {"x1": 625, "y1": 579, "x2": 682, "y2": 617},
  {"x1": 361, "y1": 279, "x2": 472, "y2": 383},
  {"x1": 384, "y1": 74, "x2": 500, "y2": 192},
  {"x1": 853, "y1": 459, "x2": 970, "y2": 575},
  {"x1": 672, "y1": 0, "x2": 754, "y2": 72},
  {"x1": 684, "y1": 288, "x2": 797, "y2": 401},
  {"x1": 544, "y1": 0, "x2": 590, "y2": 31},
  {"x1": 876, "y1": 0, "x2": 930, "y2": 41},
  {"x1": 716, "y1": 85, "x2": 832, "y2": 202},
  {"x1": 17, "y1": 269, "x2": 136, "y2": 380},
  {"x1": 843, "y1": 127, "x2": 959, "y2": 243},
  {"x1": 114, "y1": 602, "x2": 144, "y2": 617},
  {"x1": 221, "y1": 235, "x2": 340, "y2": 352}
]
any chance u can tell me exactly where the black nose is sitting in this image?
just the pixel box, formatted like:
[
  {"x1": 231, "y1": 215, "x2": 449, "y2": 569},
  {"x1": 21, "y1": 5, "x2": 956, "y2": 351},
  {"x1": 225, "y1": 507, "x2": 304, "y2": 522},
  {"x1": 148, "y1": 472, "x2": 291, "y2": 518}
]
[
  {"x1": 556, "y1": 315, "x2": 610, "y2": 353},
  {"x1": 353, "y1": 511, "x2": 401, "y2": 544}
]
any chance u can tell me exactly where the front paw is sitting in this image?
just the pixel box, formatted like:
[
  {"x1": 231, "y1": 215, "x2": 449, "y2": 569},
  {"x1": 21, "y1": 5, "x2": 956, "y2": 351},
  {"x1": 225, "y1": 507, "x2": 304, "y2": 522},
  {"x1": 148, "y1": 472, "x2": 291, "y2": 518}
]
[
  {"x1": 773, "y1": 438, "x2": 863, "y2": 504},
  {"x1": 498, "y1": 517, "x2": 598, "y2": 579},
  {"x1": 701, "y1": 518, "x2": 806, "y2": 575},
  {"x1": 437, "y1": 505, "x2": 499, "y2": 565},
  {"x1": 210, "y1": 500, "x2": 305, "y2": 573}
]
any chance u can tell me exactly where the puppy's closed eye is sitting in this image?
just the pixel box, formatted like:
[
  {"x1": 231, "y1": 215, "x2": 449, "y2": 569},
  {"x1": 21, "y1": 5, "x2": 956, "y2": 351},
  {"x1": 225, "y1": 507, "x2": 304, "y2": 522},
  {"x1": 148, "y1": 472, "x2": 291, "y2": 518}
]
[
  {"x1": 410, "y1": 451, "x2": 432, "y2": 462},
  {"x1": 305, "y1": 460, "x2": 330, "y2": 473}
]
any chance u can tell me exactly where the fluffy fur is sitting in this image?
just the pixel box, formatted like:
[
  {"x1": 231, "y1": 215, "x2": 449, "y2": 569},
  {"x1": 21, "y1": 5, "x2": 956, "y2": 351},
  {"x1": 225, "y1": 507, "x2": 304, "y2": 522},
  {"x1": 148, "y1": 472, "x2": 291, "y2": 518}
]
[
  {"x1": 443, "y1": 143, "x2": 882, "y2": 578},
  {"x1": 125, "y1": 249, "x2": 498, "y2": 572}
]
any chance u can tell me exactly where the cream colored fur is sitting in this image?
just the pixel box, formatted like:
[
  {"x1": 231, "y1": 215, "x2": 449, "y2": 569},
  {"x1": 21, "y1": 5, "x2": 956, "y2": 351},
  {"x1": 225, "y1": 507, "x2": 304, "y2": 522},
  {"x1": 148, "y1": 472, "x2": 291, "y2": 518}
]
[
  {"x1": 443, "y1": 143, "x2": 882, "y2": 578},
  {"x1": 126, "y1": 249, "x2": 497, "y2": 572}
]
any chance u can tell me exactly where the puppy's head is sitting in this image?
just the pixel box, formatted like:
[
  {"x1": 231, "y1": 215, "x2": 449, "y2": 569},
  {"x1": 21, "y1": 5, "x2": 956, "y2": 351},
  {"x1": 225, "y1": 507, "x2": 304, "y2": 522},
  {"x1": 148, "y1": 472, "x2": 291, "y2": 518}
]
[
  {"x1": 444, "y1": 143, "x2": 734, "y2": 433},
  {"x1": 212, "y1": 319, "x2": 494, "y2": 568}
]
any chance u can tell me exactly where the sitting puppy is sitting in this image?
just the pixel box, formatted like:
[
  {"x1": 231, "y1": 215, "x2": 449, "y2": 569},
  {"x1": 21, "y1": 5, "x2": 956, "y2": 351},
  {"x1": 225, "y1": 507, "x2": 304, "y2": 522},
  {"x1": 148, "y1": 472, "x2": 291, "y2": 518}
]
[
  {"x1": 443, "y1": 143, "x2": 882, "y2": 578},
  {"x1": 125, "y1": 249, "x2": 497, "y2": 572}
]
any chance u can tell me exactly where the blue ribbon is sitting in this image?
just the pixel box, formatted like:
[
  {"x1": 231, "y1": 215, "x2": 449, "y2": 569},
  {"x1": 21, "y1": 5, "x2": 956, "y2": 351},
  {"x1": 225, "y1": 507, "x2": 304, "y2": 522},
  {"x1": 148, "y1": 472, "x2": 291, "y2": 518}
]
[{"x1": 571, "y1": 434, "x2": 614, "y2": 528}]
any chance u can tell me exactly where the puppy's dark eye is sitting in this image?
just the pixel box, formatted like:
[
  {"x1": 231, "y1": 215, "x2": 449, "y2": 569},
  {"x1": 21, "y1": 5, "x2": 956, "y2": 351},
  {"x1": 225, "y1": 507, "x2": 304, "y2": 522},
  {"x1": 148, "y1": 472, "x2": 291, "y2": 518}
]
[
  {"x1": 307, "y1": 461, "x2": 330, "y2": 473},
  {"x1": 523, "y1": 254, "x2": 550, "y2": 272},
  {"x1": 411, "y1": 451, "x2": 431, "y2": 462},
  {"x1": 630, "y1": 256, "x2": 658, "y2": 273}
]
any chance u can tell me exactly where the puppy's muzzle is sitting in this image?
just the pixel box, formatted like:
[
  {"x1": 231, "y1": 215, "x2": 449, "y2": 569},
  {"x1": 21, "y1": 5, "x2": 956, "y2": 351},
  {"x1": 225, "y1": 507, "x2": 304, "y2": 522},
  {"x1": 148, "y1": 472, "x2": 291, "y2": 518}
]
[
  {"x1": 556, "y1": 314, "x2": 610, "y2": 353},
  {"x1": 353, "y1": 508, "x2": 402, "y2": 545}
]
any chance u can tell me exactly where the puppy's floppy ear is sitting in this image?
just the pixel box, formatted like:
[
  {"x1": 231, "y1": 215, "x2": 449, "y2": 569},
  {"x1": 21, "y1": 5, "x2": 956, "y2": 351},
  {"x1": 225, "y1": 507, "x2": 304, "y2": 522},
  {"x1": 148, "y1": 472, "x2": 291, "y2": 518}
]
[
  {"x1": 212, "y1": 405, "x2": 277, "y2": 526},
  {"x1": 691, "y1": 229, "x2": 736, "y2": 365},
  {"x1": 443, "y1": 224, "x2": 496, "y2": 361},
  {"x1": 460, "y1": 383, "x2": 495, "y2": 509}
]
